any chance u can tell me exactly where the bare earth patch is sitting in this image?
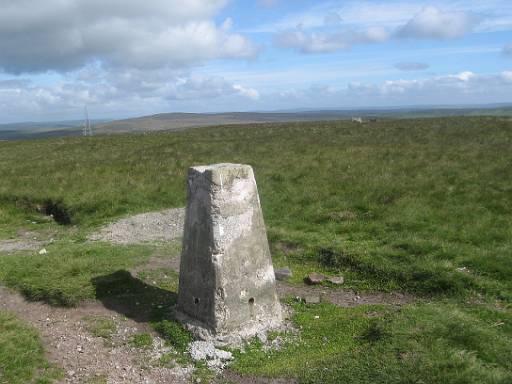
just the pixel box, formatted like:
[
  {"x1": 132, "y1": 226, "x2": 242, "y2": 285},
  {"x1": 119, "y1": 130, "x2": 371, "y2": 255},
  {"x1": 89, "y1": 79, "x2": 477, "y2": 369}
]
[
  {"x1": 0, "y1": 239, "x2": 42, "y2": 253},
  {"x1": 88, "y1": 208, "x2": 185, "y2": 245},
  {"x1": 276, "y1": 284, "x2": 412, "y2": 307},
  {"x1": 0, "y1": 230, "x2": 52, "y2": 253},
  {"x1": 0, "y1": 286, "x2": 191, "y2": 384}
]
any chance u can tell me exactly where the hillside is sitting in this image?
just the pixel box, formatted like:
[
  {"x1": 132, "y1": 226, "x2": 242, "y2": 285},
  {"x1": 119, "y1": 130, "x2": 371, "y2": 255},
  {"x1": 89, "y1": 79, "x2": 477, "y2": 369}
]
[
  {"x1": 0, "y1": 117, "x2": 511, "y2": 383},
  {"x1": 3, "y1": 105, "x2": 512, "y2": 140},
  {"x1": 93, "y1": 106, "x2": 512, "y2": 134}
]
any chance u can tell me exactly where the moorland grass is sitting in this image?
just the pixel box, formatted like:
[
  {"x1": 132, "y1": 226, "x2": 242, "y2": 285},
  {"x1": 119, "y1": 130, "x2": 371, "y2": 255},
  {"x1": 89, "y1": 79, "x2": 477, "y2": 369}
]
[
  {"x1": 0, "y1": 117, "x2": 511, "y2": 382},
  {"x1": 1, "y1": 117, "x2": 510, "y2": 300},
  {"x1": 0, "y1": 311, "x2": 62, "y2": 383},
  {"x1": 0, "y1": 242, "x2": 152, "y2": 306},
  {"x1": 233, "y1": 301, "x2": 512, "y2": 383}
]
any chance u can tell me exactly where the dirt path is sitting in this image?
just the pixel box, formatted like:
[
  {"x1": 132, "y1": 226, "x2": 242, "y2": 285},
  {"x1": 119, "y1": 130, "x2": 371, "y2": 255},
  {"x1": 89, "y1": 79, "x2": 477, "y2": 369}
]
[
  {"x1": 0, "y1": 230, "x2": 53, "y2": 253},
  {"x1": 0, "y1": 286, "x2": 191, "y2": 384},
  {"x1": 276, "y1": 283, "x2": 412, "y2": 307},
  {"x1": 88, "y1": 208, "x2": 185, "y2": 245}
]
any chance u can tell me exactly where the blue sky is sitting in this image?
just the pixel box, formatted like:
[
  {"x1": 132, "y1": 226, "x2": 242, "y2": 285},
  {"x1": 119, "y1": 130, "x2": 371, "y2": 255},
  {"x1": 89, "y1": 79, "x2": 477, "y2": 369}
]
[{"x1": 0, "y1": 0, "x2": 511, "y2": 123}]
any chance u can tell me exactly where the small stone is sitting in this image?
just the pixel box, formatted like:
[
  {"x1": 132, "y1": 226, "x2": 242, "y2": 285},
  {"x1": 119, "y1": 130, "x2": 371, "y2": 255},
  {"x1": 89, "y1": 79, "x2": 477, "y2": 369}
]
[
  {"x1": 327, "y1": 276, "x2": 344, "y2": 285},
  {"x1": 38, "y1": 248, "x2": 47, "y2": 255},
  {"x1": 188, "y1": 341, "x2": 233, "y2": 364},
  {"x1": 305, "y1": 272, "x2": 326, "y2": 285},
  {"x1": 303, "y1": 295, "x2": 321, "y2": 304},
  {"x1": 274, "y1": 267, "x2": 293, "y2": 281},
  {"x1": 67, "y1": 370, "x2": 75, "y2": 377},
  {"x1": 256, "y1": 332, "x2": 267, "y2": 344},
  {"x1": 215, "y1": 349, "x2": 233, "y2": 361},
  {"x1": 76, "y1": 345, "x2": 84, "y2": 353}
]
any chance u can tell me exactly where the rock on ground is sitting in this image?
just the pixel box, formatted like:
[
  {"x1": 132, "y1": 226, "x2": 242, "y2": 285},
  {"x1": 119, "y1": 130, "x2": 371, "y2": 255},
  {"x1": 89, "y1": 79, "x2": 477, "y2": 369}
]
[{"x1": 188, "y1": 341, "x2": 233, "y2": 371}]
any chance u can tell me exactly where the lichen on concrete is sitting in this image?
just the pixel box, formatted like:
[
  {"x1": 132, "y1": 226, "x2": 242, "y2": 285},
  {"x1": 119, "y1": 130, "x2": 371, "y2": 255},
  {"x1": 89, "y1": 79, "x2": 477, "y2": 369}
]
[{"x1": 176, "y1": 163, "x2": 283, "y2": 345}]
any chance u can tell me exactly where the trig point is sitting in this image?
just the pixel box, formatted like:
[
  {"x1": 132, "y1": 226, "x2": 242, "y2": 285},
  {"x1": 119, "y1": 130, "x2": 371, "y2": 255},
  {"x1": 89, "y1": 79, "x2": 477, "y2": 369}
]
[{"x1": 176, "y1": 163, "x2": 283, "y2": 344}]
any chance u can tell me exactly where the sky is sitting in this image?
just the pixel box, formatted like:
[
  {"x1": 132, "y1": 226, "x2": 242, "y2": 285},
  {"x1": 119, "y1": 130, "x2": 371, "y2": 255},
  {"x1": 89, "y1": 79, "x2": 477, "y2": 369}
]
[{"x1": 0, "y1": 0, "x2": 511, "y2": 123}]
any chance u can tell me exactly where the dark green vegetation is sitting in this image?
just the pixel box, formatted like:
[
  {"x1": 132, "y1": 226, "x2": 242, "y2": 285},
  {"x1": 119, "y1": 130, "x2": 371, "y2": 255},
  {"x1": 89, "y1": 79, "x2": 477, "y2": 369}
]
[
  {"x1": 0, "y1": 311, "x2": 62, "y2": 384},
  {"x1": 0, "y1": 117, "x2": 511, "y2": 383},
  {"x1": 130, "y1": 333, "x2": 154, "y2": 349}
]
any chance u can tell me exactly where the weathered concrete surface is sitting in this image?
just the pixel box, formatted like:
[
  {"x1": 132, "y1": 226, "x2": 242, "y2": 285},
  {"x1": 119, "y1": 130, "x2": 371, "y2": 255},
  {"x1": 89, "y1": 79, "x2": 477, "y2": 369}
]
[{"x1": 176, "y1": 163, "x2": 282, "y2": 344}]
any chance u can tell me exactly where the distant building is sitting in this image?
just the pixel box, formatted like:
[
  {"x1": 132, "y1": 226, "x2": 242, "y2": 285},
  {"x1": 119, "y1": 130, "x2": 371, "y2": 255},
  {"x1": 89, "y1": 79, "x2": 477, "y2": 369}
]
[{"x1": 351, "y1": 117, "x2": 364, "y2": 123}]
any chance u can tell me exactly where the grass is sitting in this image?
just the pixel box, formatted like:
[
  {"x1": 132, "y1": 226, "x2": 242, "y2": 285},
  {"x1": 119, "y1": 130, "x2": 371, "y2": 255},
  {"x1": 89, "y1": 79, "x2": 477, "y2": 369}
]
[
  {"x1": 83, "y1": 375, "x2": 107, "y2": 384},
  {"x1": 0, "y1": 311, "x2": 62, "y2": 384},
  {"x1": 83, "y1": 316, "x2": 117, "y2": 340},
  {"x1": 232, "y1": 301, "x2": 512, "y2": 383},
  {"x1": 151, "y1": 320, "x2": 193, "y2": 352},
  {"x1": 0, "y1": 117, "x2": 511, "y2": 382},
  {"x1": 1, "y1": 117, "x2": 511, "y2": 300},
  {"x1": 0, "y1": 242, "x2": 152, "y2": 306},
  {"x1": 130, "y1": 333, "x2": 153, "y2": 349}
]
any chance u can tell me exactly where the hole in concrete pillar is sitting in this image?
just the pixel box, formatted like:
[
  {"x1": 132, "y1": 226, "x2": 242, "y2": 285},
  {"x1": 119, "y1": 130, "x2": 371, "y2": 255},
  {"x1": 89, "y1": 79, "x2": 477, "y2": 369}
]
[
  {"x1": 194, "y1": 297, "x2": 200, "y2": 305},
  {"x1": 249, "y1": 297, "x2": 255, "y2": 319}
]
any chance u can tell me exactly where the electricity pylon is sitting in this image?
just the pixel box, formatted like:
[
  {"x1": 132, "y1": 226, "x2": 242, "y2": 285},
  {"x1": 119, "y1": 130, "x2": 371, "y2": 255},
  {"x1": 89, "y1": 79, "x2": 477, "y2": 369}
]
[{"x1": 83, "y1": 106, "x2": 93, "y2": 136}]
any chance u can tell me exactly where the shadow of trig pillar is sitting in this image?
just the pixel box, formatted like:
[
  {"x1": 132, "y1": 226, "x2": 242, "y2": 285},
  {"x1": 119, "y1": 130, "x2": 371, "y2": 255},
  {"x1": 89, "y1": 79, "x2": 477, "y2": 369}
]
[{"x1": 176, "y1": 163, "x2": 283, "y2": 344}]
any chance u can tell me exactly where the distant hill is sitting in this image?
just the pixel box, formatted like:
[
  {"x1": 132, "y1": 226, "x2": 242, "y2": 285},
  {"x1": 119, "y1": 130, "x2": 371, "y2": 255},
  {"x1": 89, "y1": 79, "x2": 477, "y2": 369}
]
[
  {"x1": 93, "y1": 111, "x2": 356, "y2": 134},
  {"x1": 0, "y1": 120, "x2": 107, "y2": 140},
  {"x1": 93, "y1": 106, "x2": 512, "y2": 134},
  {"x1": 2, "y1": 105, "x2": 512, "y2": 140}
]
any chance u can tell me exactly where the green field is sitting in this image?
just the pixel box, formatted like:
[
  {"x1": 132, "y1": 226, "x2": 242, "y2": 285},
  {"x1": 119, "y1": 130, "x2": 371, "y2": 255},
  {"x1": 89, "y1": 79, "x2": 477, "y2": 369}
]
[{"x1": 0, "y1": 117, "x2": 511, "y2": 383}]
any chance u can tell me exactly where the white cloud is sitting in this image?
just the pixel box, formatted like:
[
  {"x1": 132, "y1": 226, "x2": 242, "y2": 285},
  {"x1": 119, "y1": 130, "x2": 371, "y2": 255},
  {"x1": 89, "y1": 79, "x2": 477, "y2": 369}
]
[
  {"x1": 276, "y1": 26, "x2": 389, "y2": 54},
  {"x1": 261, "y1": 70, "x2": 512, "y2": 109},
  {"x1": 503, "y1": 71, "x2": 512, "y2": 81},
  {"x1": 453, "y1": 71, "x2": 476, "y2": 81},
  {"x1": 0, "y1": 70, "x2": 261, "y2": 122},
  {"x1": 232, "y1": 84, "x2": 260, "y2": 100},
  {"x1": 276, "y1": 30, "x2": 349, "y2": 54},
  {"x1": 275, "y1": 4, "x2": 480, "y2": 54},
  {"x1": 394, "y1": 62, "x2": 430, "y2": 71},
  {"x1": 324, "y1": 12, "x2": 343, "y2": 26},
  {"x1": 0, "y1": 0, "x2": 258, "y2": 74},
  {"x1": 396, "y1": 6, "x2": 478, "y2": 39},
  {"x1": 258, "y1": 0, "x2": 279, "y2": 8}
]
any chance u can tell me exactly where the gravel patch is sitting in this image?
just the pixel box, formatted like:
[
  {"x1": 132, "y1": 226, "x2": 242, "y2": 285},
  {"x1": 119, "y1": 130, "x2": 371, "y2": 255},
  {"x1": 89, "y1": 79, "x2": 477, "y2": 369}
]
[
  {"x1": 0, "y1": 286, "x2": 192, "y2": 384},
  {"x1": 188, "y1": 341, "x2": 233, "y2": 371},
  {"x1": 88, "y1": 208, "x2": 185, "y2": 245},
  {"x1": 0, "y1": 239, "x2": 43, "y2": 253}
]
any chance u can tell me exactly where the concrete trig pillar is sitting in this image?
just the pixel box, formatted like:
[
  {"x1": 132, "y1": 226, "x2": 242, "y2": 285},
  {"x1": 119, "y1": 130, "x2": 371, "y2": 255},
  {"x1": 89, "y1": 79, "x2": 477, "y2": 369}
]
[{"x1": 176, "y1": 163, "x2": 282, "y2": 344}]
